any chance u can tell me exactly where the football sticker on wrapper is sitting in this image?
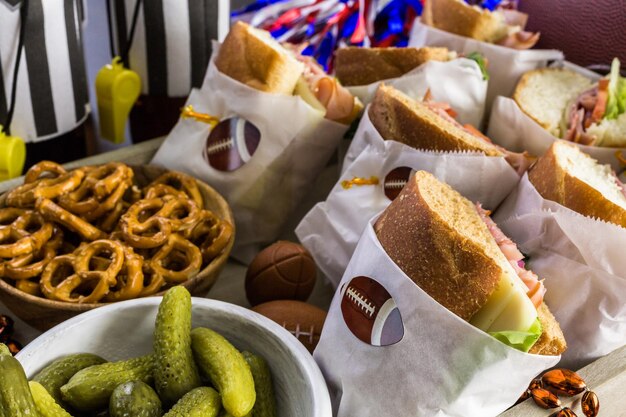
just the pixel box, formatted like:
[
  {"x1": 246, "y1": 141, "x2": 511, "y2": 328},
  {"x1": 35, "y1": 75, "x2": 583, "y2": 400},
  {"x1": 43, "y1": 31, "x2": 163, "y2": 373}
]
[
  {"x1": 383, "y1": 167, "x2": 414, "y2": 201},
  {"x1": 203, "y1": 117, "x2": 261, "y2": 172},
  {"x1": 340, "y1": 276, "x2": 404, "y2": 346}
]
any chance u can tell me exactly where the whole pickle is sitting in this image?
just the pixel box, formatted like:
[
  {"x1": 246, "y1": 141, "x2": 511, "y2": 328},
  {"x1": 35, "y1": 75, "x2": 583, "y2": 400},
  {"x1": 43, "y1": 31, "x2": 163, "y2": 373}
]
[
  {"x1": 60, "y1": 355, "x2": 154, "y2": 412},
  {"x1": 29, "y1": 381, "x2": 74, "y2": 417},
  {"x1": 109, "y1": 381, "x2": 161, "y2": 417},
  {"x1": 163, "y1": 387, "x2": 220, "y2": 417},
  {"x1": 154, "y1": 286, "x2": 201, "y2": 406},
  {"x1": 0, "y1": 353, "x2": 40, "y2": 417},
  {"x1": 191, "y1": 327, "x2": 256, "y2": 417},
  {"x1": 33, "y1": 353, "x2": 106, "y2": 406},
  {"x1": 243, "y1": 351, "x2": 278, "y2": 417}
]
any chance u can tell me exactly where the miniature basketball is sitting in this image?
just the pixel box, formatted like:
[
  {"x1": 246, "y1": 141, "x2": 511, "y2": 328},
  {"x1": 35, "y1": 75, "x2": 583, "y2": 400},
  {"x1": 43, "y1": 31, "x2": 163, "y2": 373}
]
[{"x1": 245, "y1": 241, "x2": 317, "y2": 307}]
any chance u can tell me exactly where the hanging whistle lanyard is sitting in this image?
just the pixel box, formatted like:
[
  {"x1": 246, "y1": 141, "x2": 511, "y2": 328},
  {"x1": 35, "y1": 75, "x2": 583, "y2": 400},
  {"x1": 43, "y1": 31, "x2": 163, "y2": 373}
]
[
  {"x1": 0, "y1": 0, "x2": 28, "y2": 181},
  {"x1": 96, "y1": 0, "x2": 143, "y2": 144}
]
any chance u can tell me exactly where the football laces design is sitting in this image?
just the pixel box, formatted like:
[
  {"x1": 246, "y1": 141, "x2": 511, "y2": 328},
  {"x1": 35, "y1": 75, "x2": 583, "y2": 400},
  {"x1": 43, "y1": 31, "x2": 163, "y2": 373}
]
[
  {"x1": 340, "y1": 276, "x2": 404, "y2": 347},
  {"x1": 345, "y1": 285, "x2": 376, "y2": 319},
  {"x1": 206, "y1": 137, "x2": 234, "y2": 155},
  {"x1": 281, "y1": 322, "x2": 317, "y2": 345},
  {"x1": 384, "y1": 180, "x2": 407, "y2": 190}
]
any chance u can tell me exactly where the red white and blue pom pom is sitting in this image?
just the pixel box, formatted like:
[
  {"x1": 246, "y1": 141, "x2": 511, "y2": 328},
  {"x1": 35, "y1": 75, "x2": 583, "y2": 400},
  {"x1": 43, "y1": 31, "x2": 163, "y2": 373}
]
[{"x1": 232, "y1": 0, "x2": 425, "y2": 71}]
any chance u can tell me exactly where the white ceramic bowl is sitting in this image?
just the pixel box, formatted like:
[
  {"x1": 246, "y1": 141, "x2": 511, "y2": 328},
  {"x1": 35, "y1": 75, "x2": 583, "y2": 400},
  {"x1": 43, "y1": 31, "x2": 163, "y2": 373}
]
[{"x1": 17, "y1": 297, "x2": 332, "y2": 417}]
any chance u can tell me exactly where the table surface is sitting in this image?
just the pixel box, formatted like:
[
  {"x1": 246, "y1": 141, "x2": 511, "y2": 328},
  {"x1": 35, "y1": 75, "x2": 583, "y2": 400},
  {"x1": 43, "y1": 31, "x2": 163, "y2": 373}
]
[{"x1": 1, "y1": 138, "x2": 624, "y2": 417}]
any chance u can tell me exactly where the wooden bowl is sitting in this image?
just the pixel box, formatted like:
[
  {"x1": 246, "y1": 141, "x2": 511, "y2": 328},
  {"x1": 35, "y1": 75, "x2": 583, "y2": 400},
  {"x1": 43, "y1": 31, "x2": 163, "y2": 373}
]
[{"x1": 0, "y1": 165, "x2": 235, "y2": 331}]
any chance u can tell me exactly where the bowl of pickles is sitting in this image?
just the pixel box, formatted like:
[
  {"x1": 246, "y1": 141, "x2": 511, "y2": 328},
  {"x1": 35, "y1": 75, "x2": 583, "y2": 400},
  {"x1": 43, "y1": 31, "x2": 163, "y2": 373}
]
[{"x1": 6, "y1": 287, "x2": 331, "y2": 416}]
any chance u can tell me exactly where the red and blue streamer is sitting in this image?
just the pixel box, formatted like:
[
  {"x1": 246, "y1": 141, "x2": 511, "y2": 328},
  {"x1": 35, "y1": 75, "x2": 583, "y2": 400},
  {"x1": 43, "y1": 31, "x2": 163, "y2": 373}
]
[{"x1": 232, "y1": 0, "x2": 425, "y2": 71}]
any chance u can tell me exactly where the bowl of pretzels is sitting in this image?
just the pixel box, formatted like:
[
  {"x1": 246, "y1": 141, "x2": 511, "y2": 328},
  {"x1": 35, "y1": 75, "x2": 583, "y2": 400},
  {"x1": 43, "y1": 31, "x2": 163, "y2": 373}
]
[{"x1": 0, "y1": 161, "x2": 234, "y2": 331}]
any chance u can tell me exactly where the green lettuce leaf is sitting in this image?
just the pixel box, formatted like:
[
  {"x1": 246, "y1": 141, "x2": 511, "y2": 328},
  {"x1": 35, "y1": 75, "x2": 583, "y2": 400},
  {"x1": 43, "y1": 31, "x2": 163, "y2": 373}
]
[
  {"x1": 466, "y1": 51, "x2": 490, "y2": 81},
  {"x1": 489, "y1": 318, "x2": 542, "y2": 353},
  {"x1": 618, "y1": 77, "x2": 626, "y2": 115},
  {"x1": 605, "y1": 58, "x2": 626, "y2": 120}
]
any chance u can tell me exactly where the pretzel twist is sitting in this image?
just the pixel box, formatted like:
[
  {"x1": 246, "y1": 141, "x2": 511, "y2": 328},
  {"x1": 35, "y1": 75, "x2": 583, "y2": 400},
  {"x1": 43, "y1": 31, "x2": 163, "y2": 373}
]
[
  {"x1": 0, "y1": 209, "x2": 54, "y2": 258},
  {"x1": 187, "y1": 211, "x2": 233, "y2": 262},
  {"x1": 5, "y1": 228, "x2": 63, "y2": 280},
  {"x1": 58, "y1": 164, "x2": 132, "y2": 216},
  {"x1": 24, "y1": 161, "x2": 66, "y2": 184},
  {"x1": 36, "y1": 198, "x2": 106, "y2": 241},
  {"x1": 16, "y1": 279, "x2": 41, "y2": 296},
  {"x1": 146, "y1": 234, "x2": 202, "y2": 284},
  {"x1": 6, "y1": 169, "x2": 85, "y2": 207},
  {"x1": 40, "y1": 255, "x2": 109, "y2": 303},
  {"x1": 119, "y1": 196, "x2": 201, "y2": 249},
  {"x1": 104, "y1": 246, "x2": 144, "y2": 302},
  {"x1": 145, "y1": 172, "x2": 204, "y2": 209},
  {"x1": 40, "y1": 240, "x2": 126, "y2": 303}
]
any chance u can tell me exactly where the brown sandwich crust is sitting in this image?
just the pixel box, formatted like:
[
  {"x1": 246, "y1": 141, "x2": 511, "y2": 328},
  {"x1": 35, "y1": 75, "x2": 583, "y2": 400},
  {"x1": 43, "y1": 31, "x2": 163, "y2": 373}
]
[
  {"x1": 369, "y1": 84, "x2": 503, "y2": 156},
  {"x1": 334, "y1": 47, "x2": 449, "y2": 86},
  {"x1": 215, "y1": 21, "x2": 303, "y2": 95},
  {"x1": 529, "y1": 303, "x2": 567, "y2": 355},
  {"x1": 529, "y1": 142, "x2": 626, "y2": 228},
  {"x1": 423, "y1": 0, "x2": 508, "y2": 43},
  {"x1": 374, "y1": 171, "x2": 501, "y2": 320},
  {"x1": 375, "y1": 170, "x2": 566, "y2": 355}
]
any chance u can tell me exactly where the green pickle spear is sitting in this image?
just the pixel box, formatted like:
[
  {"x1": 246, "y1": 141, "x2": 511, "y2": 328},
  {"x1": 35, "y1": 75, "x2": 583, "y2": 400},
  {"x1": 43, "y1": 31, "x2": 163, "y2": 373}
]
[
  {"x1": 191, "y1": 327, "x2": 256, "y2": 417},
  {"x1": 154, "y1": 286, "x2": 202, "y2": 406},
  {"x1": 32, "y1": 353, "x2": 106, "y2": 406},
  {"x1": 29, "y1": 381, "x2": 74, "y2": 417},
  {"x1": 60, "y1": 354, "x2": 154, "y2": 412},
  {"x1": 242, "y1": 351, "x2": 278, "y2": 417},
  {"x1": 163, "y1": 386, "x2": 221, "y2": 417}
]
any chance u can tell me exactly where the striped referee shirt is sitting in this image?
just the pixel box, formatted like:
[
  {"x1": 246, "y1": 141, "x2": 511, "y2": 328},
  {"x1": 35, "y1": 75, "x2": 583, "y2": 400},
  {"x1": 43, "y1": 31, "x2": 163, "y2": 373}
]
[
  {"x1": 0, "y1": 0, "x2": 89, "y2": 142},
  {"x1": 109, "y1": 0, "x2": 230, "y2": 98}
]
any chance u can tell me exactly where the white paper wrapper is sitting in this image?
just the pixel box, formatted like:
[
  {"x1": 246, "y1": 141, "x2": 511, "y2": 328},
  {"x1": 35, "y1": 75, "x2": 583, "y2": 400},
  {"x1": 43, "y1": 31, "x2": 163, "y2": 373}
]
[
  {"x1": 297, "y1": 110, "x2": 519, "y2": 287},
  {"x1": 346, "y1": 58, "x2": 487, "y2": 128},
  {"x1": 487, "y1": 96, "x2": 626, "y2": 172},
  {"x1": 409, "y1": 20, "x2": 563, "y2": 112},
  {"x1": 314, "y1": 219, "x2": 559, "y2": 417},
  {"x1": 151, "y1": 43, "x2": 347, "y2": 262},
  {"x1": 337, "y1": 57, "x2": 488, "y2": 170},
  {"x1": 494, "y1": 175, "x2": 626, "y2": 369}
]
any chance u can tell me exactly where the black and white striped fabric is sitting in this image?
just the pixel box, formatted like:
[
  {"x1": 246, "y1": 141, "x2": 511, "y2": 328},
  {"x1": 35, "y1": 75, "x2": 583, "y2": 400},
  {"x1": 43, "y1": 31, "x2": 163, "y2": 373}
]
[
  {"x1": 0, "y1": 0, "x2": 89, "y2": 143},
  {"x1": 109, "y1": 0, "x2": 230, "y2": 98}
]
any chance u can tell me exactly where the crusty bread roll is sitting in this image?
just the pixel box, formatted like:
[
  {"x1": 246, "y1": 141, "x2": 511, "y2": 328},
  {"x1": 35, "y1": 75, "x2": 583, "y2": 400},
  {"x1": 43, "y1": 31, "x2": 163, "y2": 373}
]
[
  {"x1": 334, "y1": 46, "x2": 450, "y2": 86},
  {"x1": 529, "y1": 141, "x2": 626, "y2": 228},
  {"x1": 375, "y1": 170, "x2": 566, "y2": 355},
  {"x1": 215, "y1": 21, "x2": 304, "y2": 94},
  {"x1": 422, "y1": 0, "x2": 509, "y2": 43},
  {"x1": 369, "y1": 84, "x2": 503, "y2": 156},
  {"x1": 514, "y1": 69, "x2": 593, "y2": 137}
]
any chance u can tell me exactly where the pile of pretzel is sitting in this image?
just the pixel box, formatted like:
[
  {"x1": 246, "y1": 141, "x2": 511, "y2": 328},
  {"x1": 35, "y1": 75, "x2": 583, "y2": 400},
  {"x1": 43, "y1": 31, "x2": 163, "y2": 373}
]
[{"x1": 0, "y1": 161, "x2": 232, "y2": 303}]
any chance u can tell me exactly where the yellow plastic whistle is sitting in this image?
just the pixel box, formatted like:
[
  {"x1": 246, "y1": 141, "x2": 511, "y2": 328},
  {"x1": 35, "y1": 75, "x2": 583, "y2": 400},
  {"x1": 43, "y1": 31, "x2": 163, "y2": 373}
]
[
  {"x1": 95, "y1": 57, "x2": 141, "y2": 144},
  {"x1": 0, "y1": 125, "x2": 26, "y2": 181}
]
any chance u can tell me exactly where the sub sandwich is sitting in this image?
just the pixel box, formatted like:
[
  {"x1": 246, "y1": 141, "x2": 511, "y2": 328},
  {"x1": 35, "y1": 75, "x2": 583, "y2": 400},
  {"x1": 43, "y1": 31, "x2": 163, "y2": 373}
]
[
  {"x1": 215, "y1": 21, "x2": 362, "y2": 125},
  {"x1": 334, "y1": 46, "x2": 450, "y2": 87},
  {"x1": 421, "y1": 0, "x2": 540, "y2": 50},
  {"x1": 514, "y1": 59, "x2": 626, "y2": 147},
  {"x1": 375, "y1": 170, "x2": 566, "y2": 354},
  {"x1": 529, "y1": 141, "x2": 626, "y2": 228},
  {"x1": 369, "y1": 84, "x2": 532, "y2": 173}
]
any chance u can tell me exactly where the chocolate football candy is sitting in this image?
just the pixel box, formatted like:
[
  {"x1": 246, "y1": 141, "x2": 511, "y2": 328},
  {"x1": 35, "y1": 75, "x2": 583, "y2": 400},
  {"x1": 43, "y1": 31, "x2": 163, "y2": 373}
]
[
  {"x1": 383, "y1": 167, "x2": 413, "y2": 201},
  {"x1": 340, "y1": 276, "x2": 404, "y2": 346},
  {"x1": 203, "y1": 117, "x2": 261, "y2": 172},
  {"x1": 245, "y1": 241, "x2": 317, "y2": 306},
  {"x1": 252, "y1": 300, "x2": 327, "y2": 353}
]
